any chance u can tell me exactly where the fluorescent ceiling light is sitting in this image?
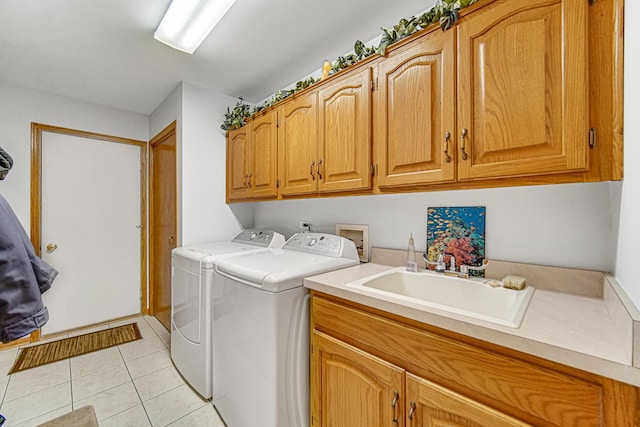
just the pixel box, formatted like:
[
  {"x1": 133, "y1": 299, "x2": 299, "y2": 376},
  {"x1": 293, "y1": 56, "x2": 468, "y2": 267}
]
[{"x1": 154, "y1": 0, "x2": 237, "y2": 54}]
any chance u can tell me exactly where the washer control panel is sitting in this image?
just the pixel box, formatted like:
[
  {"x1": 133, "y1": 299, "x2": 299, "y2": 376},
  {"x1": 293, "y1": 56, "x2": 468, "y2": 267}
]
[
  {"x1": 232, "y1": 229, "x2": 285, "y2": 248},
  {"x1": 284, "y1": 232, "x2": 349, "y2": 257}
]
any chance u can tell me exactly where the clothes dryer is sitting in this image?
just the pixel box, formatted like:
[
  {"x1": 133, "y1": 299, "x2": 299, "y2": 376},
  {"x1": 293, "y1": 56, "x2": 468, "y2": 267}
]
[
  {"x1": 212, "y1": 232, "x2": 359, "y2": 427},
  {"x1": 170, "y1": 229, "x2": 284, "y2": 398}
]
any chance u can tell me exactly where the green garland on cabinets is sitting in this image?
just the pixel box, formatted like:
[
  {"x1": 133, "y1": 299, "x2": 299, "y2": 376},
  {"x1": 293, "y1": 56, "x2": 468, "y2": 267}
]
[{"x1": 221, "y1": 0, "x2": 477, "y2": 131}]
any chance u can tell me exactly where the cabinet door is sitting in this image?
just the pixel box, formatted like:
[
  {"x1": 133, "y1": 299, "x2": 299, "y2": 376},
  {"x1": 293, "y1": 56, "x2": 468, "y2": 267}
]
[
  {"x1": 405, "y1": 373, "x2": 531, "y2": 427},
  {"x1": 278, "y1": 93, "x2": 318, "y2": 196},
  {"x1": 457, "y1": 0, "x2": 588, "y2": 180},
  {"x1": 311, "y1": 331, "x2": 405, "y2": 427},
  {"x1": 247, "y1": 111, "x2": 278, "y2": 199},
  {"x1": 318, "y1": 67, "x2": 372, "y2": 192},
  {"x1": 375, "y1": 28, "x2": 456, "y2": 187},
  {"x1": 226, "y1": 126, "x2": 248, "y2": 200}
]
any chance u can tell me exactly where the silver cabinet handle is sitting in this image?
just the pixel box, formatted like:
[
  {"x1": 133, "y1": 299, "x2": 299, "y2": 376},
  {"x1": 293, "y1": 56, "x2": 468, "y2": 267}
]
[
  {"x1": 408, "y1": 401, "x2": 416, "y2": 422},
  {"x1": 391, "y1": 390, "x2": 399, "y2": 426},
  {"x1": 247, "y1": 173, "x2": 252, "y2": 189},
  {"x1": 460, "y1": 128, "x2": 469, "y2": 160},
  {"x1": 310, "y1": 161, "x2": 315, "y2": 180},
  {"x1": 317, "y1": 159, "x2": 323, "y2": 180},
  {"x1": 444, "y1": 131, "x2": 452, "y2": 163}
]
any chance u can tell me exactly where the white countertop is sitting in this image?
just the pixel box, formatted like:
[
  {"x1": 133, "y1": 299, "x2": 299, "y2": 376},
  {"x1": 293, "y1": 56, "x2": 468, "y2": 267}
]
[{"x1": 304, "y1": 263, "x2": 640, "y2": 387}]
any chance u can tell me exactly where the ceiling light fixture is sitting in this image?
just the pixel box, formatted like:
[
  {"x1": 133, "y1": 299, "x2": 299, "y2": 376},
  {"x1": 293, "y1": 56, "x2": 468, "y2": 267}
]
[{"x1": 154, "y1": 0, "x2": 237, "y2": 54}]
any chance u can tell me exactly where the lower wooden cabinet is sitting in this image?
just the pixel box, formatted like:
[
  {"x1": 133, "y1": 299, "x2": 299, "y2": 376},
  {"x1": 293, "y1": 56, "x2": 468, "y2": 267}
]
[
  {"x1": 312, "y1": 331, "x2": 404, "y2": 427},
  {"x1": 312, "y1": 331, "x2": 530, "y2": 427},
  {"x1": 406, "y1": 373, "x2": 530, "y2": 427},
  {"x1": 310, "y1": 293, "x2": 639, "y2": 427}
]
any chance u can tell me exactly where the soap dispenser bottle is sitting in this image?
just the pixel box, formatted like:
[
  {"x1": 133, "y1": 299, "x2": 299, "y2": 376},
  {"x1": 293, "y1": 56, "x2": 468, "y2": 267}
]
[{"x1": 406, "y1": 233, "x2": 418, "y2": 272}]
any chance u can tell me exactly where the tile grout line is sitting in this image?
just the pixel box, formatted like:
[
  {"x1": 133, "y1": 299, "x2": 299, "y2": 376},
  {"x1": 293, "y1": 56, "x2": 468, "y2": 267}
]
[
  {"x1": 0, "y1": 316, "x2": 171, "y2": 425},
  {"x1": 70, "y1": 341, "x2": 140, "y2": 423},
  {"x1": 116, "y1": 327, "x2": 154, "y2": 426},
  {"x1": 71, "y1": 318, "x2": 151, "y2": 419},
  {"x1": 67, "y1": 357, "x2": 74, "y2": 411},
  {"x1": 140, "y1": 314, "x2": 177, "y2": 427},
  {"x1": 166, "y1": 403, "x2": 210, "y2": 427},
  {"x1": 0, "y1": 352, "x2": 16, "y2": 408},
  {"x1": 0, "y1": 317, "x2": 160, "y2": 425}
]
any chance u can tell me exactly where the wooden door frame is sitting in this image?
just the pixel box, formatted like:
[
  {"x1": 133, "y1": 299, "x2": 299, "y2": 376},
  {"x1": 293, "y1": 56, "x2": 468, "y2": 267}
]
[
  {"x1": 148, "y1": 120, "x2": 178, "y2": 318},
  {"x1": 30, "y1": 123, "x2": 148, "y2": 326}
]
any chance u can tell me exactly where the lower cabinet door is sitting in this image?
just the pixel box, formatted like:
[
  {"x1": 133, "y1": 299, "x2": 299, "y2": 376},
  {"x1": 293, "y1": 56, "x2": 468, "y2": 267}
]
[
  {"x1": 311, "y1": 331, "x2": 405, "y2": 427},
  {"x1": 405, "y1": 373, "x2": 531, "y2": 427}
]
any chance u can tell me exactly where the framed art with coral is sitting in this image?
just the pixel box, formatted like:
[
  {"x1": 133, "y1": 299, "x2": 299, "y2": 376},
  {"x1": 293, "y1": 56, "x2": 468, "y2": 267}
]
[{"x1": 426, "y1": 206, "x2": 485, "y2": 276}]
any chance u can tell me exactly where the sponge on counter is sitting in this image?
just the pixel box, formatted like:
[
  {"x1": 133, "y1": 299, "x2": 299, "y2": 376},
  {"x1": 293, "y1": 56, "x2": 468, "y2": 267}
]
[{"x1": 502, "y1": 275, "x2": 526, "y2": 290}]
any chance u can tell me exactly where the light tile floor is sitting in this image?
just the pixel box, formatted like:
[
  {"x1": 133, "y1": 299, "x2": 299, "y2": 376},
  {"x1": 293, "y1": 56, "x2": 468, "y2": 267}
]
[{"x1": 0, "y1": 316, "x2": 226, "y2": 427}]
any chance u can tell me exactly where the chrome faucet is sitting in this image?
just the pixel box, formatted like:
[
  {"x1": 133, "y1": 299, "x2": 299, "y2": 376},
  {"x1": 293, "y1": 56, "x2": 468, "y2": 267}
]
[
  {"x1": 446, "y1": 253, "x2": 456, "y2": 272},
  {"x1": 444, "y1": 252, "x2": 471, "y2": 278}
]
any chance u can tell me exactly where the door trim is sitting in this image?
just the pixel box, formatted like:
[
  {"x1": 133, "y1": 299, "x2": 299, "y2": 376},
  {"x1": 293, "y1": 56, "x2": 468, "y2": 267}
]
[
  {"x1": 30, "y1": 123, "x2": 148, "y2": 320},
  {"x1": 148, "y1": 120, "x2": 178, "y2": 319}
]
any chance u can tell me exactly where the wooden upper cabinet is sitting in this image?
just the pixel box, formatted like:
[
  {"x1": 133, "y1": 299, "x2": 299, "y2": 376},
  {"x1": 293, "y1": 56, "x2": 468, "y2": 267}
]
[
  {"x1": 247, "y1": 111, "x2": 278, "y2": 199},
  {"x1": 226, "y1": 0, "x2": 616, "y2": 202},
  {"x1": 312, "y1": 331, "x2": 405, "y2": 427},
  {"x1": 375, "y1": 28, "x2": 456, "y2": 188},
  {"x1": 405, "y1": 373, "x2": 532, "y2": 427},
  {"x1": 226, "y1": 111, "x2": 278, "y2": 201},
  {"x1": 227, "y1": 126, "x2": 249, "y2": 201},
  {"x1": 318, "y1": 66, "x2": 373, "y2": 192},
  {"x1": 278, "y1": 93, "x2": 318, "y2": 196},
  {"x1": 456, "y1": 0, "x2": 589, "y2": 180}
]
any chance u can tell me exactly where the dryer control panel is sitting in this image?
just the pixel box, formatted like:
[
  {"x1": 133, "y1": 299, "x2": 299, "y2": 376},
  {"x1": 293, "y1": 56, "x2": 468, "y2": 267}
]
[
  {"x1": 284, "y1": 232, "x2": 359, "y2": 260},
  {"x1": 232, "y1": 229, "x2": 285, "y2": 248}
]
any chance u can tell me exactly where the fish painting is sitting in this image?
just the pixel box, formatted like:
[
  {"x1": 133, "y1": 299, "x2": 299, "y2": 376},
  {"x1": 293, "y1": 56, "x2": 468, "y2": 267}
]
[{"x1": 427, "y1": 207, "x2": 485, "y2": 276}]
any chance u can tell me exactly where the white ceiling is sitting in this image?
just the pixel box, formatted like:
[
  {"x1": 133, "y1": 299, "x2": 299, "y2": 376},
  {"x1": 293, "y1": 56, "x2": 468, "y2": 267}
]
[{"x1": 0, "y1": 0, "x2": 431, "y2": 115}]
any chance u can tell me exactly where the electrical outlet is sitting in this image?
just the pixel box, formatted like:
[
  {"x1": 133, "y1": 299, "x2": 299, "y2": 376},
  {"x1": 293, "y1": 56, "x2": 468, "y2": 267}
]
[{"x1": 299, "y1": 221, "x2": 311, "y2": 232}]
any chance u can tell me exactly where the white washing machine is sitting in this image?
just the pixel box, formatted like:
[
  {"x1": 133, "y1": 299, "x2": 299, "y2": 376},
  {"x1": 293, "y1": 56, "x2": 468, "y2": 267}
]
[
  {"x1": 212, "y1": 232, "x2": 360, "y2": 427},
  {"x1": 170, "y1": 229, "x2": 285, "y2": 399}
]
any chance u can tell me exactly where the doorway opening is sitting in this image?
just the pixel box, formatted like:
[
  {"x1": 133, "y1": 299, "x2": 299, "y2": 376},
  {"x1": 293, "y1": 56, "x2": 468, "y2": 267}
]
[
  {"x1": 148, "y1": 121, "x2": 178, "y2": 331},
  {"x1": 30, "y1": 123, "x2": 147, "y2": 338}
]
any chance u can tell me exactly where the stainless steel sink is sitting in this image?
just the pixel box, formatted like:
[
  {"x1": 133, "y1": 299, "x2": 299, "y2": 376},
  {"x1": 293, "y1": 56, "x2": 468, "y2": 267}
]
[{"x1": 346, "y1": 267, "x2": 534, "y2": 328}]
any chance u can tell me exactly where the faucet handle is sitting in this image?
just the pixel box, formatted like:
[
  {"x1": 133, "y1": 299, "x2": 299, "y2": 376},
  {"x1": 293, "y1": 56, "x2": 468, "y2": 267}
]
[
  {"x1": 444, "y1": 252, "x2": 456, "y2": 271},
  {"x1": 422, "y1": 253, "x2": 437, "y2": 265},
  {"x1": 467, "y1": 259, "x2": 489, "y2": 272},
  {"x1": 422, "y1": 252, "x2": 447, "y2": 273}
]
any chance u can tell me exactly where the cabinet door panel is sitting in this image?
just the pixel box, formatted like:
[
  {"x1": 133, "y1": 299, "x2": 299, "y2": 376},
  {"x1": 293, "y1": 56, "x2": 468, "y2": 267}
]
[
  {"x1": 457, "y1": 0, "x2": 588, "y2": 180},
  {"x1": 248, "y1": 111, "x2": 278, "y2": 198},
  {"x1": 318, "y1": 67, "x2": 372, "y2": 192},
  {"x1": 312, "y1": 331, "x2": 405, "y2": 427},
  {"x1": 375, "y1": 29, "x2": 455, "y2": 187},
  {"x1": 406, "y1": 373, "x2": 531, "y2": 427},
  {"x1": 312, "y1": 296, "x2": 603, "y2": 427},
  {"x1": 278, "y1": 93, "x2": 318, "y2": 195},
  {"x1": 226, "y1": 127, "x2": 248, "y2": 200}
]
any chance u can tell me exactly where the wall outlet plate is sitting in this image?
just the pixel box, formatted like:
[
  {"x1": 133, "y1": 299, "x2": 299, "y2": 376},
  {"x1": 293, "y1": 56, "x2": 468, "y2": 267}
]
[{"x1": 336, "y1": 223, "x2": 369, "y2": 262}]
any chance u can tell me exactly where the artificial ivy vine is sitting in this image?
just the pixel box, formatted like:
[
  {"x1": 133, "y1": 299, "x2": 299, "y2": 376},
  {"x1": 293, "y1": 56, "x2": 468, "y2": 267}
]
[{"x1": 221, "y1": 0, "x2": 477, "y2": 131}]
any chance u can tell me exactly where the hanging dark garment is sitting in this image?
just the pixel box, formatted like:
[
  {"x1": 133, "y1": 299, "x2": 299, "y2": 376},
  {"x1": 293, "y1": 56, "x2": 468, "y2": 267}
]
[
  {"x1": 0, "y1": 193, "x2": 57, "y2": 342},
  {"x1": 0, "y1": 147, "x2": 12, "y2": 181}
]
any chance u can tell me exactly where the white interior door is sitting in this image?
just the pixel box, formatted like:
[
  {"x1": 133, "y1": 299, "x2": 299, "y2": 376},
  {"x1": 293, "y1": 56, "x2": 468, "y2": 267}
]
[{"x1": 40, "y1": 131, "x2": 142, "y2": 335}]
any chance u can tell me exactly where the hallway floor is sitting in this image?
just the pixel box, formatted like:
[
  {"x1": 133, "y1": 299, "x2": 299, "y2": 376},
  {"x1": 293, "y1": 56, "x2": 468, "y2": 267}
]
[{"x1": 0, "y1": 316, "x2": 226, "y2": 426}]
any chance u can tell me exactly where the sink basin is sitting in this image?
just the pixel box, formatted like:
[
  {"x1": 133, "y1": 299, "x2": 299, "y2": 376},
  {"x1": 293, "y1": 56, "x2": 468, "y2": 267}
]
[{"x1": 346, "y1": 267, "x2": 534, "y2": 328}]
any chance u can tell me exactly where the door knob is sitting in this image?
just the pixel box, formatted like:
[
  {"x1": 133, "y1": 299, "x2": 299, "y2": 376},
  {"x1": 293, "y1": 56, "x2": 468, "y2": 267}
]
[{"x1": 46, "y1": 243, "x2": 58, "y2": 252}]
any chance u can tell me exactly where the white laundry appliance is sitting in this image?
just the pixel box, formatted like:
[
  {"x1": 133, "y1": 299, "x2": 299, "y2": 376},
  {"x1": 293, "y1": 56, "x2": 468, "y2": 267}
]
[
  {"x1": 170, "y1": 229, "x2": 285, "y2": 399},
  {"x1": 212, "y1": 232, "x2": 360, "y2": 427}
]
